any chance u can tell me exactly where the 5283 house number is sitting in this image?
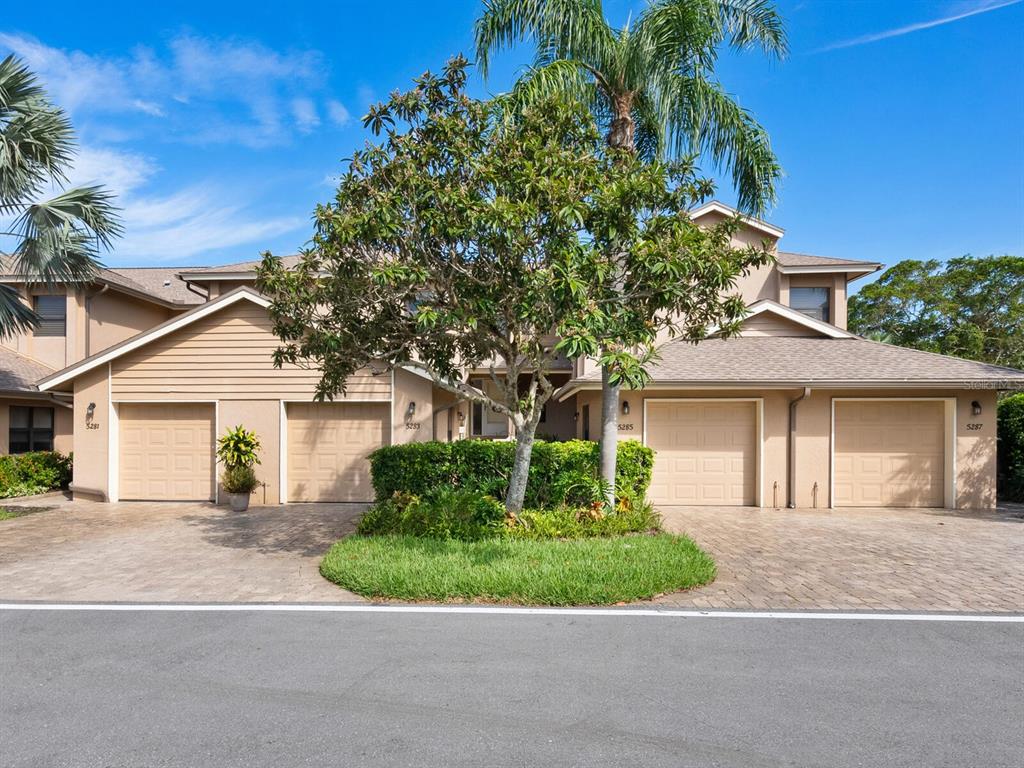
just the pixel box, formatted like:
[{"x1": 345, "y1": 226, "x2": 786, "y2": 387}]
[{"x1": 404, "y1": 422, "x2": 421, "y2": 430}]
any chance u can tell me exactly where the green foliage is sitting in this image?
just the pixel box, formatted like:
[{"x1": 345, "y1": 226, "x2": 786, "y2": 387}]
[
  {"x1": 358, "y1": 489, "x2": 508, "y2": 541},
  {"x1": 368, "y1": 439, "x2": 653, "y2": 507},
  {"x1": 0, "y1": 55, "x2": 122, "y2": 339},
  {"x1": 319, "y1": 533, "x2": 716, "y2": 605},
  {"x1": 220, "y1": 464, "x2": 259, "y2": 495},
  {"x1": 0, "y1": 451, "x2": 72, "y2": 498},
  {"x1": 475, "y1": 0, "x2": 786, "y2": 214},
  {"x1": 507, "y1": 496, "x2": 660, "y2": 540},
  {"x1": 216, "y1": 425, "x2": 262, "y2": 469},
  {"x1": 998, "y1": 393, "x2": 1024, "y2": 501},
  {"x1": 849, "y1": 256, "x2": 1024, "y2": 371}
]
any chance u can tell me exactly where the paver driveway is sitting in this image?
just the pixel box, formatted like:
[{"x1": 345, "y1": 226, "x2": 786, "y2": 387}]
[
  {"x1": 0, "y1": 498, "x2": 368, "y2": 603},
  {"x1": 1, "y1": 498, "x2": 1021, "y2": 610},
  {"x1": 657, "y1": 505, "x2": 1024, "y2": 612}
]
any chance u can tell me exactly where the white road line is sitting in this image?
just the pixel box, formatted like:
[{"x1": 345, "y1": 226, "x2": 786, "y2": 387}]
[{"x1": 0, "y1": 603, "x2": 1021, "y2": 622}]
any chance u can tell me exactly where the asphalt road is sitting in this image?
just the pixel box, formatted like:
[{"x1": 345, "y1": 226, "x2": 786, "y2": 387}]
[{"x1": 1, "y1": 608, "x2": 1021, "y2": 768}]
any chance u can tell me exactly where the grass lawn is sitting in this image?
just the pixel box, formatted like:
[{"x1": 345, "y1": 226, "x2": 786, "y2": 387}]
[
  {"x1": 0, "y1": 505, "x2": 52, "y2": 521},
  {"x1": 320, "y1": 533, "x2": 716, "y2": 605}
]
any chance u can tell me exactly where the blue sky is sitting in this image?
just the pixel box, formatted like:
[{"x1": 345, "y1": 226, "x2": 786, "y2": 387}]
[{"x1": 2, "y1": 0, "x2": 1021, "y2": 284}]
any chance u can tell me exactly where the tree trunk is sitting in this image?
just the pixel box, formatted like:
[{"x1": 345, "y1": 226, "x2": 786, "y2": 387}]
[
  {"x1": 599, "y1": 365, "x2": 619, "y2": 507},
  {"x1": 505, "y1": 417, "x2": 539, "y2": 515},
  {"x1": 597, "y1": 96, "x2": 635, "y2": 508}
]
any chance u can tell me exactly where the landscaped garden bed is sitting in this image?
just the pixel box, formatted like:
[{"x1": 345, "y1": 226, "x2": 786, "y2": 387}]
[
  {"x1": 319, "y1": 440, "x2": 717, "y2": 605},
  {"x1": 0, "y1": 452, "x2": 72, "y2": 500}
]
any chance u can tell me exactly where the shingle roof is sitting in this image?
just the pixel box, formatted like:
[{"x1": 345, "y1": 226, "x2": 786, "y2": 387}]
[
  {"x1": 776, "y1": 251, "x2": 880, "y2": 269},
  {"x1": 105, "y1": 267, "x2": 204, "y2": 305},
  {"x1": 181, "y1": 254, "x2": 303, "y2": 276},
  {"x1": 0, "y1": 347, "x2": 54, "y2": 393},
  {"x1": 571, "y1": 336, "x2": 1024, "y2": 388}
]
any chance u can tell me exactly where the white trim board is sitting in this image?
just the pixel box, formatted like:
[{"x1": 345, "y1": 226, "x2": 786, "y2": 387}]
[
  {"x1": 688, "y1": 201, "x2": 785, "y2": 238},
  {"x1": 642, "y1": 397, "x2": 765, "y2": 508},
  {"x1": 38, "y1": 287, "x2": 272, "y2": 391},
  {"x1": 709, "y1": 299, "x2": 855, "y2": 339},
  {"x1": 829, "y1": 397, "x2": 957, "y2": 510}
]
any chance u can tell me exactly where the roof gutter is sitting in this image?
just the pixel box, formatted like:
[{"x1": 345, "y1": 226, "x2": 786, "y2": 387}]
[{"x1": 788, "y1": 387, "x2": 811, "y2": 508}]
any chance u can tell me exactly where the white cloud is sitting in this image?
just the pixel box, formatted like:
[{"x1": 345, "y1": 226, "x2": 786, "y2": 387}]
[
  {"x1": 326, "y1": 99, "x2": 350, "y2": 127},
  {"x1": 66, "y1": 146, "x2": 157, "y2": 195},
  {"x1": 0, "y1": 31, "x2": 336, "y2": 147},
  {"x1": 291, "y1": 97, "x2": 320, "y2": 133},
  {"x1": 817, "y1": 0, "x2": 1021, "y2": 52}
]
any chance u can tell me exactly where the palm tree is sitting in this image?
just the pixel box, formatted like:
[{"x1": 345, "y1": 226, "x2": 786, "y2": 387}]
[
  {"x1": 475, "y1": 0, "x2": 787, "y2": 500},
  {"x1": 0, "y1": 54, "x2": 122, "y2": 338}
]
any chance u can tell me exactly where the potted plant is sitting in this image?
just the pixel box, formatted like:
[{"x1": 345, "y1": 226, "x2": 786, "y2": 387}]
[{"x1": 216, "y1": 425, "x2": 261, "y2": 511}]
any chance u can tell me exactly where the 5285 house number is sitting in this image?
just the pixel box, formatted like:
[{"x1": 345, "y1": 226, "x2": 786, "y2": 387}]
[{"x1": 618, "y1": 423, "x2": 634, "y2": 431}]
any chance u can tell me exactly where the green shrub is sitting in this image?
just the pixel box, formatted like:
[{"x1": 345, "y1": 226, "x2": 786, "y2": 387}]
[
  {"x1": 0, "y1": 452, "x2": 72, "y2": 498},
  {"x1": 358, "y1": 489, "x2": 506, "y2": 541},
  {"x1": 221, "y1": 465, "x2": 259, "y2": 494},
  {"x1": 507, "y1": 497, "x2": 661, "y2": 540},
  {"x1": 369, "y1": 439, "x2": 653, "y2": 507},
  {"x1": 998, "y1": 393, "x2": 1024, "y2": 501}
]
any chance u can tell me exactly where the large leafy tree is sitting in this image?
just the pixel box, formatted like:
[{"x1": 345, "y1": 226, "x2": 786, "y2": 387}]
[
  {"x1": 0, "y1": 55, "x2": 121, "y2": 338},
  {"x1": 475, "y1": 0, "x2": 786, "y2": 497},
  {"x1": 849, "y1": 255, "x2": 1024, "y2": 372},
  {"x1": 257, "y1": 57, "x2": 769, "y2": 513}
]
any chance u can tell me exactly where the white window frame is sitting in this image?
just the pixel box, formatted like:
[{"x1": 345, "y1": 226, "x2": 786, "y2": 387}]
[
  {"x1": 642, "y1": 397, "x2": 765, "y2": 508},
  {"x1": 829, "y1": 397, "x2": 957, "y2": 510}
]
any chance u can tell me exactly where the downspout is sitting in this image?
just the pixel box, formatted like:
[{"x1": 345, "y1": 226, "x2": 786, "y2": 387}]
[
  {"x1": 788, "y1": 387, "x2": 811, "y2": 509},
  {"x1": 184, "y1": 280, "x2": 209, "y2": 300},
  {"x1": 84, "y1": 284, "x2": 109, "y2": 357}
]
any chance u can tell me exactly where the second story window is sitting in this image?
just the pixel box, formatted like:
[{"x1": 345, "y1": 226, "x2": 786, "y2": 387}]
[
  {"x1": 790, "y1": 287, "x2": 830, "y2": 323},
  {"x1": 33, "y1": 295, "x2": 66, "y2": 337}
]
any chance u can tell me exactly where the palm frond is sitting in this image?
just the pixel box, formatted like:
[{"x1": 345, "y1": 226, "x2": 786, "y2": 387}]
[
  {"x1": 493, "y1": 59, "x2": 599, "y2": 121},
  {"x1": 666, "y1": 74, "x2": 780, "y2": 214},
  {"x1": 11, "y1": 185, "x2": 123, "y2": 287},
  {"x1": 715, "y1": 0, "x2": 788, "y2": 57},
  {"x1": 0, "y1": 284, "x2": 38, "y2": 340},
  {"x1": 475, "y1": 0, "x2": 618, "y2": 79}
]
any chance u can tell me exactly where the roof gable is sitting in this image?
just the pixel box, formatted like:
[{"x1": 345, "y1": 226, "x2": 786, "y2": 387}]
[
  {"x1": 37, "y1": 287, "x2": 271, "y2": 391},
  {"x1": 712, "y1": 301, "x2": 855, "y2": 340},
  {"x1": 689, "y1": 201, "x2": 785, "y2": 239}
]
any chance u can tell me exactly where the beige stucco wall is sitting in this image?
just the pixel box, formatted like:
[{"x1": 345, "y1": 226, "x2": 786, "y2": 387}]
[
  {"x1": 71, "y1": 366, "x2": 109, "y2": 500},
  {"x1": 574, "y1": 387, "x2": 998, "y2": 510},
  {"x1": 0, "y1": 397, "x2": 73, "y2": 455},
  {"x1": 392, "y1": 369, "x2": 434, "y2": 444},
  {"x1": 787, "y1": 274, "x2": 849, "y2": 330},
  {"x1": 218, "y1": 400, "x2": 282, "y2": 505},
  {"x1": 89, "y1": 291, "x2": 173, "y2": 356}
]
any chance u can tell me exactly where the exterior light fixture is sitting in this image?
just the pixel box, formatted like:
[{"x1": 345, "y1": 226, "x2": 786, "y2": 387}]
[
  {"x1": 406, "y1": 401, "x2": 417, "y2": 419},
  {"x1": 457, "y1": 410, "x2": 466, "y2": 426},
  {"x1": 621, "y1": 400, "x2": 630, "y2": 416},
  {"x1": 971, "y1": 400, "x2": 982, "y2": 416},
  {"x1": 86, "y1": 402, "x2": 96, "y2": 418},
  {"x1": 573, "y1": 411, "x2": 579, "y2": 422}
]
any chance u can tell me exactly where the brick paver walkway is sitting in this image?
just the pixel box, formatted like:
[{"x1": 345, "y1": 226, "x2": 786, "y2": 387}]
[
  {"x1": 657, "y1": 505, "x2": 1024, "y2": 612},
  {"x1": 1, "y1": 498, "x2": 1021, "y2": 611}
]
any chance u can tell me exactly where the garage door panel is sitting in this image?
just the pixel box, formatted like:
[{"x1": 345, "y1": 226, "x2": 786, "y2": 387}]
[
  {"x1": 287, "y1": 403, "x2": 388, "y2": 502},
  {"x1": 834, "y1": 400, "x2": 945, "y2": 508},
  {"x1": 119, "y1": 403, "x2": 215, "y2": 501},
  {"x1": 647, "y1": 401, "x2": 757, "y2": 507}
]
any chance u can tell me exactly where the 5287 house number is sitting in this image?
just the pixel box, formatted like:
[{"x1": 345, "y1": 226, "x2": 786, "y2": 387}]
[{"x1": 966, "y1": 423, "x2": 984, "y2": 431}]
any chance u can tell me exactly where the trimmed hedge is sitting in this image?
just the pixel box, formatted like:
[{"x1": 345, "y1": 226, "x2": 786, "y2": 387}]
[
  {"x1": 998, "y1": 393, "x2": 1024, "y2": 501},
  {"x1": 0, "y1": 451, "x2": 72, "y2": 499},
  {"x1": 369, "y1": 439, "x2": 653, "y2": 507}
]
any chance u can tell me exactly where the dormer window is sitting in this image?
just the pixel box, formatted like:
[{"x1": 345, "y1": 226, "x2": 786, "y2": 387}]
[
  {"x1": 790, "y1": 287, "x2": 830, "y2": 323},
  {"x1": 33, "y1": 295, "x2": 66, "y2": 337}
]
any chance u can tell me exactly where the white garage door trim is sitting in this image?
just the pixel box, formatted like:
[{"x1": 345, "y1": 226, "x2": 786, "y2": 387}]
[
  {"x1": 830, "y1": 397, "x2": 956, "y2": 510},
  {"x1": 642, "y1": 398, "x2": 764, "y2": 508},
  {"x1": 110, "y1": 399, "x2": 218, "y2": 504},
  {"x1": 279, "y1": 397, "x2": 392, "y2": 504}
]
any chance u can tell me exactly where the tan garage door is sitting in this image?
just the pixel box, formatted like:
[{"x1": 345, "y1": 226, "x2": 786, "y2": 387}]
[
  {"x1": 646, "y1": 401, "x2": 757, "y2": 506},
  {"x1": 119, "y1": 403, "x2": 215, "y2": 501},
  {"x1": 287, "y1": 402, "x2": 388, "y2": 502},
  {"x1": 833, "y1": 400, "x2": 945, "y2": 508}
]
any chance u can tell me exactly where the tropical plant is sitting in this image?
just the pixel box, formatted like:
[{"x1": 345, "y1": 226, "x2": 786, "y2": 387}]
[
  {"x1": 0, "y1": 55, "x2": 122, "y2": 338},
  {"x1": 221, "y1": 464, "x2": 259, "y2": 495},
  {"x1": 475, "y1": 0, "x2": 786, "y2": 500},
  {"x1": 216, "y1": 425, "x2": 262, "y2": 470}
]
